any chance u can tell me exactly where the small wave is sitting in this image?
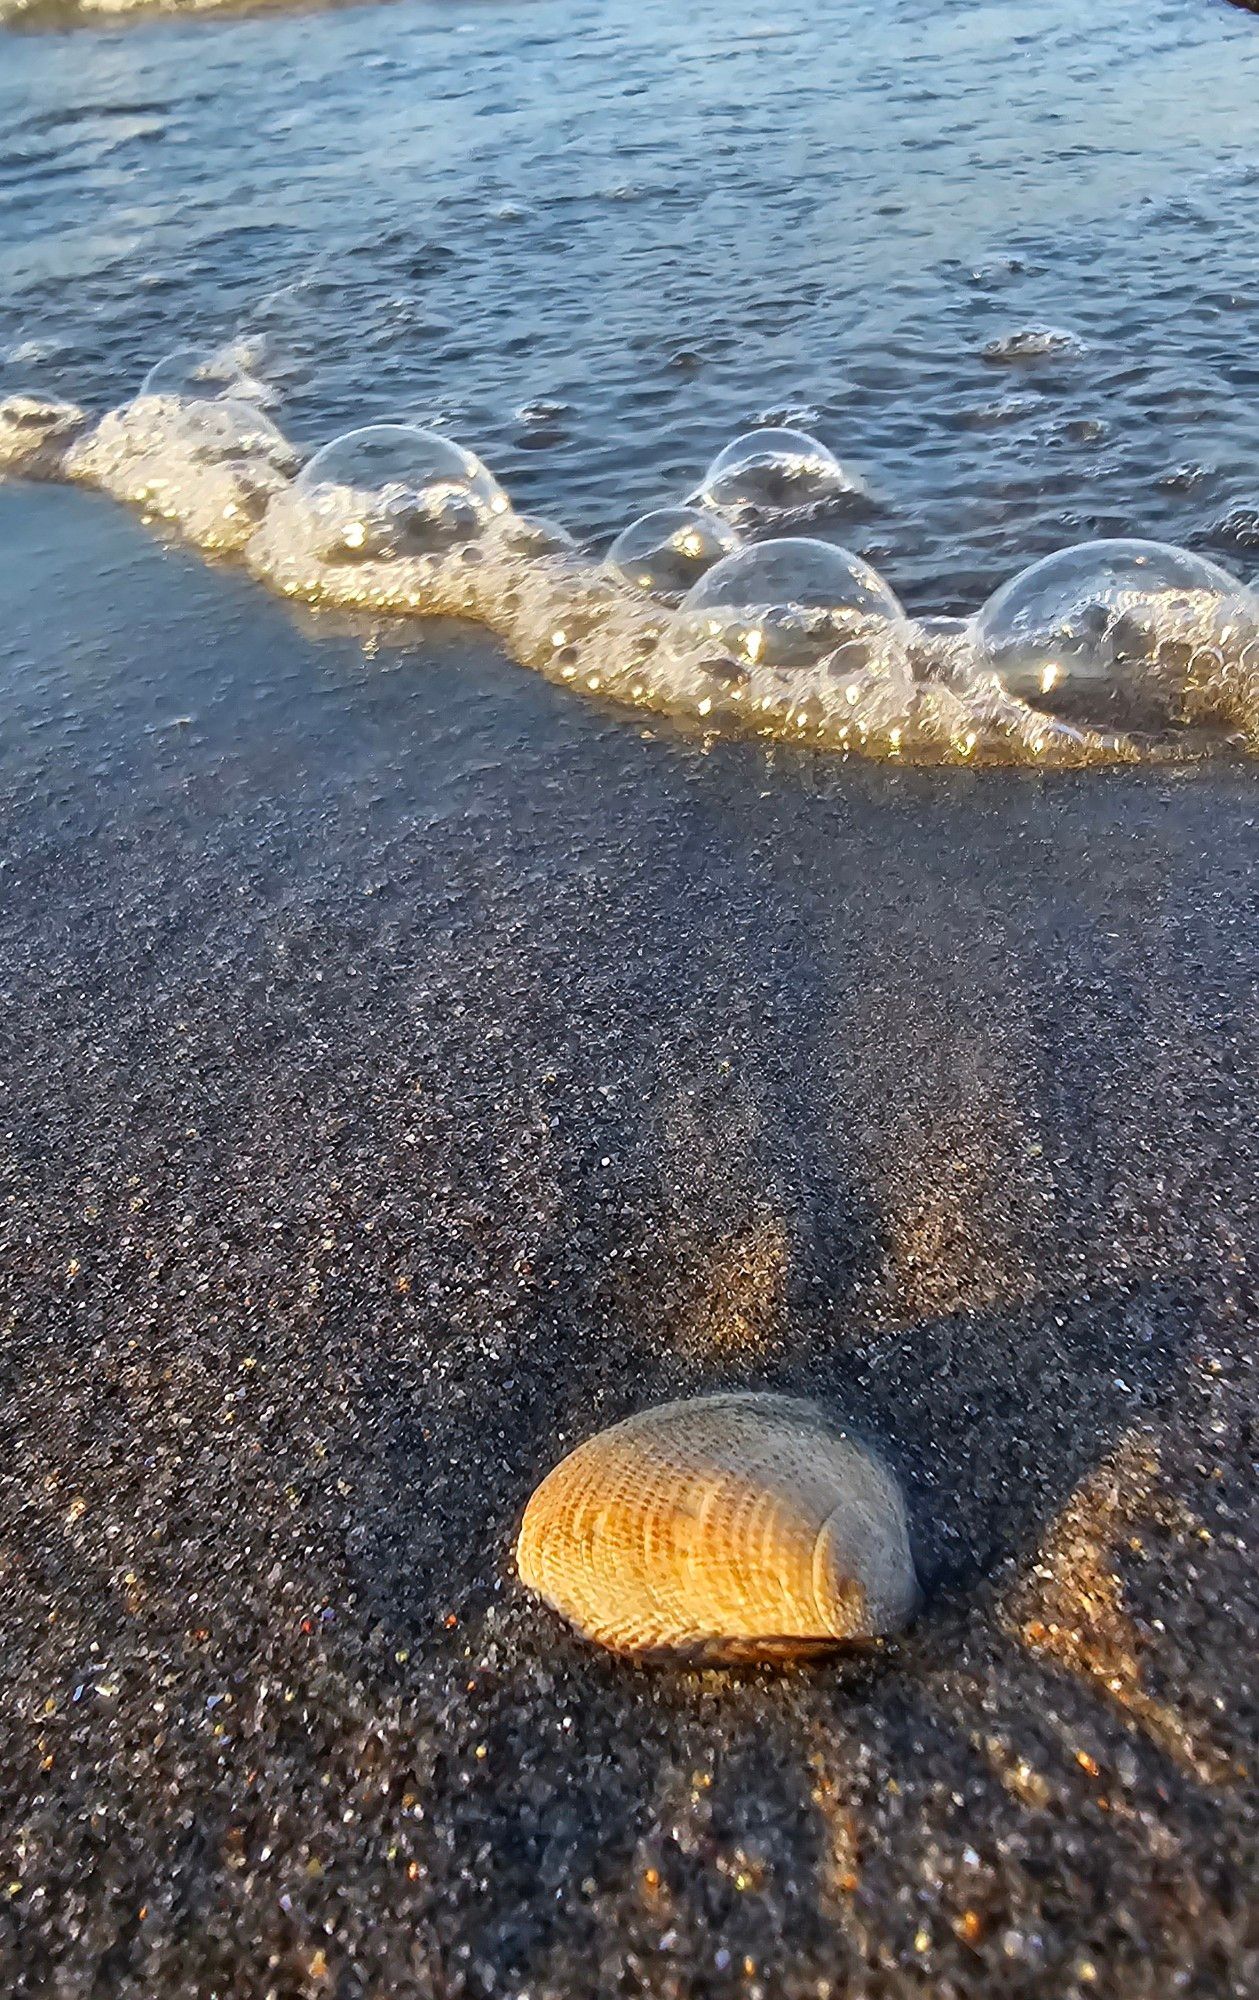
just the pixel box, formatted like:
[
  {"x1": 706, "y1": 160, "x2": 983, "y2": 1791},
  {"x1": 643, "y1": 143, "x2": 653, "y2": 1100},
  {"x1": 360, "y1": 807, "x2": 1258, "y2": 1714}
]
[
  {"x1": 981, "y1": 327, "x2": 1085, "y2": 365},
  {"x1": 3, "y1": 375, "x2": 1258, "y2": 768}
]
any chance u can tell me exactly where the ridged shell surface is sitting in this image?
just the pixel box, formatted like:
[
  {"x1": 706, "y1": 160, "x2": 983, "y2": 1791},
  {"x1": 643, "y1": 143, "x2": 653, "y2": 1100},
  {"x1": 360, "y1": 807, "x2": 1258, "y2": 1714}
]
[{"x1": 516, "y1": 1393, "x2": 918, "y2": 1661}]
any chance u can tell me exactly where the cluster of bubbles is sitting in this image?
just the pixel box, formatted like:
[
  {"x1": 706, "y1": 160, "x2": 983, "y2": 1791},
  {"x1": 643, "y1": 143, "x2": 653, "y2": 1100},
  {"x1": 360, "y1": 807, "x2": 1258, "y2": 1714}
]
[
  {"x1": 64, "y1": 362, "x2": 298, "y2": 553},
  {"x1": 2, "y1": 353, "x2": 1258, "y2": 765}
]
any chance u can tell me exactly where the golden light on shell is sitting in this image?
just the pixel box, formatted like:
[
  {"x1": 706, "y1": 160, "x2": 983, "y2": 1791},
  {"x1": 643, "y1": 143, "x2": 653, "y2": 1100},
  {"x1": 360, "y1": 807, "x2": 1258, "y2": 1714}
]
[{"x1": 516, "y1": 1392, "x2": 918, "y2": 1662}]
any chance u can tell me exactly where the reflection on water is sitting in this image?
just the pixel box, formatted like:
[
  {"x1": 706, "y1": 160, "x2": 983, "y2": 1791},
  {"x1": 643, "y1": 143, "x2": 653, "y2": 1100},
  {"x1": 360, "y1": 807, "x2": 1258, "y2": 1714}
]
[{"x1": 0, "y1": 0, "x2": 1257, "y2": 610}]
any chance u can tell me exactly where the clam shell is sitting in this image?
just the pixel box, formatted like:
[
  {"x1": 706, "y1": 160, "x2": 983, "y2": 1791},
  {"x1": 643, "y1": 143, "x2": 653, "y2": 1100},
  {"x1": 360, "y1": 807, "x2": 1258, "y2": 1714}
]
[{"x1": 516, "y1": 1392, "x2": 918, "y2": 1661}]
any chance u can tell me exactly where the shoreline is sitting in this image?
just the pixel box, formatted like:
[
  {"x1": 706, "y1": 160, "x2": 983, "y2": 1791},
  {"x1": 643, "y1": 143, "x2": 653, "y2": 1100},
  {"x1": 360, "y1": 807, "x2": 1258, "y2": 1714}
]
[{"x1": 6, "y1": 396, "x2": 1259, "y2": 771}]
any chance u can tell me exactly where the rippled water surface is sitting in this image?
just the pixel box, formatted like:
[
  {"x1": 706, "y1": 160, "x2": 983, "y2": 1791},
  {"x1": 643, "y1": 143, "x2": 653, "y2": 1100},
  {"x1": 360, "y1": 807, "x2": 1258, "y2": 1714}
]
[{"x1": 2, "y1": 0, "x2": 1259, "y2": 614}]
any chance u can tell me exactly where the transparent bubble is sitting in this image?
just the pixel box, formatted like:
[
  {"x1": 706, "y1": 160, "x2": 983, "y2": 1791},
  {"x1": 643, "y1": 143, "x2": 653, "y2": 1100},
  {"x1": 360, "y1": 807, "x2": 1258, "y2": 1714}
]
[
  {"x1": 141, "y1": 343, "x2": 275, "y2": 407},
  {"x1": 293, "y1": 424, "x2": 508, "y2": 563},
  {"x1": 149, "y1": 398, "x2": 298, "y2": 532},
  {"x1": 679, "y1": 536, "x2": 904, "y2": 672},
  {"x1": 604, "y1": 506, "x2": 740, "y2": 601},
  {"x1": 497, "y1": 513, "x2": 578, "y2": 560},
  {"x1": 973, "y1": 539, "x2": 1259, "y2": 732},
  {"x1": 694, "y1": 428, "x2": 864, "y2": 523}
]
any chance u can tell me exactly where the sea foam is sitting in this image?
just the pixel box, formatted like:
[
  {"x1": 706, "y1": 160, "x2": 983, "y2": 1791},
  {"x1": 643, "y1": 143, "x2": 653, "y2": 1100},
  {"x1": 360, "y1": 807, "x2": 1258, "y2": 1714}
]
[{"x1": 4, "y1": 381, "x2": 1258, "y2": 768}]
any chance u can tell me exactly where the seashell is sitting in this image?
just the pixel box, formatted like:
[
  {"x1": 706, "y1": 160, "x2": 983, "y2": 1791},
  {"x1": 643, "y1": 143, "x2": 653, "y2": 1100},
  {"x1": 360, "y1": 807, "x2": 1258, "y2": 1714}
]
[{"x1": 516, "y1": 1392, "x2": 918, "y2": 1662}]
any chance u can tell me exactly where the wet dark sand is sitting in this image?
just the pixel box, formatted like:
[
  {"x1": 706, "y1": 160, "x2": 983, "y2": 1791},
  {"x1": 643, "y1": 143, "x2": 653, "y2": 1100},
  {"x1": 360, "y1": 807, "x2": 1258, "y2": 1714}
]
[{"x1": 2, "y1": 482, "x2": 1257, "y2": 1997}]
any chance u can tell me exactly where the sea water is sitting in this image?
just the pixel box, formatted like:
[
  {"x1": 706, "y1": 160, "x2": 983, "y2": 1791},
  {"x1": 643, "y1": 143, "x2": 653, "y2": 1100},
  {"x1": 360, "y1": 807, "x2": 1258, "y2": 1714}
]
[{"x1": 2, "y1": 0, "x2": 1259, "y2": 762}]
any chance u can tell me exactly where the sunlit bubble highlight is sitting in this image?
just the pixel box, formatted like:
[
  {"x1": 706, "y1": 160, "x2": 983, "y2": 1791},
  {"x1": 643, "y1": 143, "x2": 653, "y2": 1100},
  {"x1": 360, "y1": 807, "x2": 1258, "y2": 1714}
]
[
  {"x1": 604, "y1": 506, "x2": 740, "y2": 601},
  {"x1": 292, "y1": 424, "x2": 508, "y2": 564},
  {"x1": 694, "y1": 427, "x2": 865, "y2": 525},
  {"x1": 973, "y1": 539, "x2": 1259, "y2": 734},
  {"x1": 180, "y1": 398, "x2": 290, "y2": 466},
  {"x1": 679, "y1": 536, "x2": 905, "y2": 674},
  {"x1": 54, "y1": 391, "x2": 298, "y2": 553}
]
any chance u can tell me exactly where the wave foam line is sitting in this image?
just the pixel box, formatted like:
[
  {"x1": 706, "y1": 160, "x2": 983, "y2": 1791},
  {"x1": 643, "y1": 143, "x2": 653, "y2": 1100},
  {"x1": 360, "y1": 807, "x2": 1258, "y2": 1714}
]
[{"x1": 3, "y1": 386, "x2": 1258, "y2": 769}]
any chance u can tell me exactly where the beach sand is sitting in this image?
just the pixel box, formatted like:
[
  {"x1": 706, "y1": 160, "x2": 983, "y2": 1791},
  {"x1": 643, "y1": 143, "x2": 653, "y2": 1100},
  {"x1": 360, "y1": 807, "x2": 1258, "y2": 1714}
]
[{"x1": 1, "y1": 482, "x2": 1256, "y2": 1996}]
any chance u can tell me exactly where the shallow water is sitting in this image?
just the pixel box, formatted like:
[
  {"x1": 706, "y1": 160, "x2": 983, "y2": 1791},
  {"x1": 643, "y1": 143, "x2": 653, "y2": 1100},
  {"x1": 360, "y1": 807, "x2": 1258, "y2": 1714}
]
[{"x1": 2, "y1": 0, "x2": 1259, "y2": 610}]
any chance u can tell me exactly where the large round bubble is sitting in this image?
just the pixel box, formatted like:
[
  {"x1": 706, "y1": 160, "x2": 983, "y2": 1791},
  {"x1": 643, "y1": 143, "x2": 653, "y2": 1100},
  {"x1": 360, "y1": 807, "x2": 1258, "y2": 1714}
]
[
  {"x1": 679, "y1": 537, "x2": 904, "y2": 673},
  {"x1": 973, "y1": 539, "x2": 1259, "y2": 732},
  {"x1": 294, "y1": 424, "x2": 508, "y2": 563},
  {"x1": 604, "y1": 506, "x2": 740, "y2": 601},
  {"x1": 695, "y1": 428, "x2": 863, "y2": 523}
]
